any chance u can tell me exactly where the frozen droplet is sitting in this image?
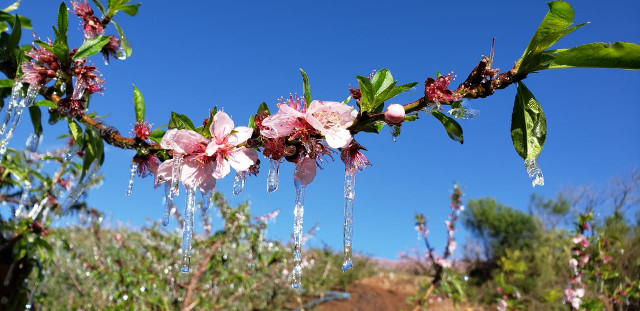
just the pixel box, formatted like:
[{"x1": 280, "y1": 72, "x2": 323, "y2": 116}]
[
  {"x1": 267, "y1": 159, "x2": 280, "y2": 193},
  {"x1": 181, "y1": 187, "x2": 196, "y2": 273},
  {"x1": 342, "y1": 165, "x2": 356, "y2": 272},
  {"x1": 61, "y1": 162, "x2": 101, "y2": 210},
  {"x1": 63, "y1": 144, "x2": 80, "y2": 161},
  {"x1": 126, "y1": 161, "x2": 138, "y2": 196},
  {"x1": 0, "y1": 85, "x2": 40, "y2": 159},
  {"x1": 14, "y1": 182, "x2": 32, "y2": 217},
  {"x1": 291, "y1": 177, "x2": 306, "y2": 289},
  {"x1": 117, "y1": 47, "x2": 127, "y2": 60},
  {"x1": 525, "y1": 158, "x2": 544, "y2": 187},
  {"x1": 233, "y1": 171, "x2": 246, "y2": 195},
  {"x1": 162, "y1": 183, "x2": 173, "y2": 226},
  {"x1": 72, "y1": 79, "x2": 86, "y2": 100},
  {"x1": 0, "y1": 80, "x2": 23, "y2": 136},
  {"x1": 389, "y1": 124, "x2": 401, "y2": 142},
  {"x1": 170, "y1": 154, "x2": 183, "y2": 198},
  {"x1": 448, "y1": 107, "x2": 480, "y2": 119},
  {"x1": 24, "y1": 133, "x2": 40, "y2": 154},
  {"x1": 201, "y1": 191, "x2": 213, "y2": 212},
  {"x1": 27, "y1": 196, "x2": 49, "y2": 220}
]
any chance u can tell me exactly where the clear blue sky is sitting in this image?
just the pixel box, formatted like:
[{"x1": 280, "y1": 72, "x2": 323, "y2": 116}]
[{"x1": 11, "y1": 0, "x2": 640, "y2": 259}]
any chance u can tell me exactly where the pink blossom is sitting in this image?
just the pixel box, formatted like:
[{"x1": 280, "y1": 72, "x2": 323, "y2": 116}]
[
  {"x1": 425, "y1": 74, "x2": 462, "y2": 103},
  {"x1": 448, "y1": 240, "x2": 457, "y2": 253},
  {"x1": 569, "y1": 258, "x2": 578, "y2": 268},
  {"x1": 293, "y1": 156, "x2": 316, "y2": 186},
  {"x1": 157, "y1": 111, "x2": 257, "y2": 193},
  {"x1": 261, "y1": 98, "x2": 357, "y2": 149},
  {"x1": 71, "y1": 1, "x2": 104, "y2": 39},
  {"x1": 435, "y1": 257, "x2": 452, "y2": 268},
  {"x1": 133, "y1": 120, "x2": 152, "y2": 140},
  {"x1": 21, "y1": 62, "x2": 55, "y2": 87},
  {"x1": 101, "y1": 36, "x2": 121, "y2": 64},
  {"x1": 132, "y1": 154, "x2": 159, "y2": 178},
  {"x1": 572, "y1": 234, "x2": 589, "y2": 249},
  {"x1": 340, "y1": 138, "x2": 371, "y2": 171},
  {"x1": 384, "y1": 104, "x2": 405, "y2": 124}
]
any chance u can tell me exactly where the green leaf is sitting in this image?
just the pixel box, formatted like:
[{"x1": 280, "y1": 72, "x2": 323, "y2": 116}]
[
  {"x1": 149, "y1": 129, "x2": 165, "y2": 143},
  {"x1": 540, "y1": 42, "x2": 640, "y2": 70},
  {"x1": 132, "y1": 84, "x2": 145, "y2": 122},
  {"x1": 91, "y1": 0, "x2": 106, "y2": 14},
  {"x1": 249, "y1": 102, "x2": 269, "y2": 128},
  {"x1": 57, "y1": 2, "x2": 68, "y2": 46},
  {"x1": 510, "y1": 82, "x2": 546, "y2": 160},
  {"x1": 118, "y1": 3, "x2": 140, "y2": 16},
  {"x1": 0, "y1": 79, "x2": 13, "y2": 87},
  {"x1": 28, "y1": 106, "x2": 42, "y2": 136},
  {"x1": 168, "y1": 112, "x2": 196, "y2": 130},
  {"x1": 34, "y1": 99, "x2": 56, "y2": 108},
  {"x1": 68, "y1": 119, "x2": 84, "y2": 145},
  {"x1": 371, "y1": 69, "x2": 394, "y2": 96},
  {"x1": 357, "y1": 121, "x2": 385, "y2": 134},
  {"x1": 299, "y1": 68, "x2": 312, "y2": 108},
  {"x1": 3, "y1": 0, "x2": 20, "y2": 12},
  {"x1": 73, "y1": 35, "x2": 109, "y2": 59},
  {"x1": 404, "y1": 115, "x2": 419, "y2": 122},
  {"x1": 356, "y1": 75, "x2": 374, "y2": 112},
  {"x1": 7, "y1": 15, "x2": 20, "y2": 55},
  {"x1": 111, "y1": 21, "x2": 132, "y2": 58},
  {"x1": 432, "y1": 111, "x2": 464, "y2": 144}
]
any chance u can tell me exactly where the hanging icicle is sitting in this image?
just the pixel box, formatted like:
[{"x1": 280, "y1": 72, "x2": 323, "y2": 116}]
[
  {"x1": 117, "y1": 47, "x2": 127, "y2": 60},
  {"x1": 126, "y1": 161, "x2": 138, "y2": 196},
  {"x1": 389, "y1": 124, "x2": 401, "y2": 142},
  {"x1": 0, "y1": 85, "x2": 41, "y2": 158},
  {"x1": 0, "y1": 80, "x2": 23, "y2": 137},
  {"x1": 342, "y1": 164, "x2": 356, "y2": 272},
  {"x1": 24, "y1": 133, "x2": 40, "y2": 154},
  {"x1": 27, "y1": 197, "x2": 49, "y2": 220},
  {"x1": 162, "y1": 182, "x2": 173, "y2": 226},
  {"x1": 181, "y1": 187, "x2": 196, "y2": 273},
  {"x1": 14, "y1": 182, "x2": 32, "y2": 217},
  {"x1": 201, "y1": 191, "x2": 213, "y2": 212},
  {"x1": 72, "y1": 79, "x2": 86, "y2": 100},
  {"x1": 267, "y1": 159, "x2": 280, "y2": 193},
  {"x1": 525, "y1": 158, "x2": 544, "y2": 187},
  {"x1": 61, "y1": 162, "x2": 101, "y2": 210},
  {"x1": 233, "y1": 171, "x2": 246, "y2": 195},
  {"x1": 170, "y1": 154, "x2": 183, "y2": 198},
  {"x1": 291, "y1": 178, "x2": 306, "y2": 289},
  {"x1": 63, "y1": 144, "x2": 80, "y2": 161}
]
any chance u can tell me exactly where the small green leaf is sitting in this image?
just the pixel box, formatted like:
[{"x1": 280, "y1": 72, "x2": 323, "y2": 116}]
[
  {"x1": 68, "y1": 119, "x2": 84, "y2": 145},
  {"x1": 34, "y1": 99, "x2": 56, "y2": 108},
  {"x1": 371, "y1": 69, "x2": 394, "y2": 96},
  {"x1": 91, "y1": 0, "x2": 106, "y2": 14},
  {"x1": 256, "y1": 102, "x2": 270, "y2": 116},
  {"x1": 57, "y1": 2, "x2": 68, "y2": 45},
  {"x1": 0, "y1": 79, "x2": 13, "y2": 87},
  {"x1": 7, "y1": 15, "x2": 21, "y2": 55},
  {"x1": 202, "y1": 107, "x2": 217, "y2": 138},
  {"x1": 168, "y1": 112, "x2": 196, "y2": 130},
  {"x1": 357, "y1": 121, "x2": 385, "y2": 134},
  {"x1": 404, "y1": 115, "x2": 419, "y2": 122},
  {"x1": 541, "y1": 42, "x2": 640, "y2": 70},
  {"x1": 3, "y1": 0, "x2": 20, "y2": 12},
  {"x1": 111, "y1": 21, "x2": 132, "y2": 58},
  {"x1": 73, "y1": 35, "x2": 109, "y2": 59},
  {"x1": 432, "y1": 111, "x2": 464, "y2": 144},
  {"x1": 356, "y1": 75, "x2": 374, "y2": 112},
  {"x1": 118, "y1": 3, "x2": 140, "y2": 16},
  {"x1": 511, "y1": 82, "x2": 546, "y2": 160},
  {"x1": 28, "y1": 106, "x2": 42, "y2": 136},
  {"x1": 149, "y1": 129, "x2": 166, "y2": 143},
  {"x1": 132, "y1": 84, "x2": 145, "y2": 122},
  {"x1": 299, "y1": 68, "x2": 312, "y2": 108}
]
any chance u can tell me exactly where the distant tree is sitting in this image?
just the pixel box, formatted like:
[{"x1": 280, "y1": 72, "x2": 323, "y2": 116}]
[{"x1": 528, "y1": 193, "x2": 571, "y2": 229}]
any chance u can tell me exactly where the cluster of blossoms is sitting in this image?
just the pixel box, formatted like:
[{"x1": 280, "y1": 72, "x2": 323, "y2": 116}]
[
  {"x1": 564, "y1": 216, "x2": 591, "y2": 310},
  {"x1": 21, "y1": 40, "x2": 59, "y2": 88},
  {"x1": 71, "y1": 0, "x2": 104, "y2": 39},
  {"x1": 496, "y1": 286, "x2": 521, "y2": 311}
]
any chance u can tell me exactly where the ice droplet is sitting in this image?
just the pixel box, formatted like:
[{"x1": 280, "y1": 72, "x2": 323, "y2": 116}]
[
  {"x1": 170, "y1": 154, "x2": 183, "y2": 198},
  {"x1": 267, "y1": 158, "x2": 280, "y2": 193},
  {"x1": 63, "y1": 144, "x2": 80, "y2": 161},
  {"x1": 389, "y1": 124, "x2": 401, "y2": 142},
  {"x1": 201, "y1": 191, "x2": 213, "y2": 212},
  {"x1": 126, "y1": 161, "x2": 138, "y2": 196},
  {"x1": 0, "y1": 85, "x2": 40, "y2": 159},
  {"x1": 162, "y1": 182, "x2": 173, "y2": 226},
  {"x1": 24, "y1": 133, "x2": 40, "y2": 154},
  {"x1": 72, "y1": 79, "x2": 86, "y2": 100},
  {"x1": 181, "y1": 187, "x2": 196, "y2": 273},
  {"x1": 117, "y1": 47, "x2": 127, "y2": 60},
  {"x1": 292, "y1": 177, "x2": 306, "y2": 289},
  {"x1": 28, "y1": 196, "x2": 49, "y2": 219},
  {"x1": 14, "y1": 182, "x2": 32, "y2": 217},
  {"x1": 233, "y1": 171, "x2": 246, "y2": 195},
  {"x1": 525, "y1": 158, "x2": 544, "y2": 187},
  {"x1": 342, "y1": 165, "x2": 356, "y2": 272},
  {"x1": 61, "y1": 162, "x2": 101, "y2": 210},
  {"x1": 0, "y1": 80, "x2": 23, "y2": 136},
  {"x1": 448, "y1": 107, "x2": 480, "y2": 119}
]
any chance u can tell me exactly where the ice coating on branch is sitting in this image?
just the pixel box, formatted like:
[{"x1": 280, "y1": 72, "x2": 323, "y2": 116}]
[
  {"x1": 448, "y1": 107, "x2": 480, "y2": 119},
  {"x1": 342, "y1": 165, "x2": 356, "y2": 271},
  {"x1": 14, "y1": 182, "x2": 32, "y2": 217},
  {"x1": 384, "y1": 104, "x2": 405, "y2": 124},
  {"x1": 0, "y1": 80, "x2": 23, "y2": 137},
  {"x1": 72, "y1": 79, "x2": 86, "y2": 100},
  {"x1": 291, "y1": 177, "x2": 306, "y2": 289},
  {"x1": 61, "y1": 162, "x2": 101, "y2": 210},
  {"x1": 525, "y1": 158, "x2": 544, "y2": 187},
  {"x1": 170, "y1": 154, "x2": 183, "y2": 198},
  {"x1": 126, "y1": 161, "x2": 138, "y2": 196},
  {"x1": 0, "y1": 85, "x2": 41, "y2": 159},
  {"x1": 267, "y1": 158, "x2": 280, "y2": 193},
  {"x1": 233, "y1": 171, "x2": 246, "y2": 195},
  {"x1": 181, "y1": 187, "x2": 196, "y2": 273}
]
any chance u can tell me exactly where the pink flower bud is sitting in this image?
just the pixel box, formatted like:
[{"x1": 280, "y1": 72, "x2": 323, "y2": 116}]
[{"x1": 384, "y1": 104, "x2": 405, "y2": 124}]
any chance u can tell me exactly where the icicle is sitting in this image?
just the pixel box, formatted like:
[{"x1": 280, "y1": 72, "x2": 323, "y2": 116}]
[
  {"x1": 342, "y1": 165, "x2": 356, "y2": 272},
  {"x1": 61, "y1": 162, "x2": 100, "y2": 210},
  {"x1": 24, "y1": 133, "x2": 40, "y2": 154},
  {"x1": 0, "y1": 80, "x2": 23, "y2": 136},
  {"x1": 72, "y1": 79, "x2": 86, "y2": 100},
  {"x1": 14, "y1": 182, "x2": 32, "y2": 217},
  {"x1": 201, "y1": 191, "x2": 213, "y2": 212},
  {"x1": 291, "y1": 178, "x2": 306, "y2": 289},
  {"x1": 126, "y1": 161, "x2": 138, "y2": 196},
  {"x1": 448, "y1": 107, "x2": 480, "y2": 119},
  {"x1": 0, "y1": 85, "x2": 40, "y2": 158},
  {"x1": 389, "y1": 124, "x2": 401, "y2": 142},
  {"x1": 28, "y1": 197, "x2": 49, "y2": 220},
  {"x1": 170, "y1": 154, "x2": 183, "y2": 198},
  {"x1": 525, "y1": 158, "x2": 544, "y2": 187},
  {"x1": 233, "y1": 171, "x2": 246, "y2": 195},
  {"x1": 117, "y1": 47, "x2": 127, "y2": 60},
  {"x1": 267, "y1": 159, "x2": 280, "y2": 193},
  {"x1": 162, "y1": 182, "x2": 173, "y2": 226},
  {"x1": 181, "y1": 187, "x2": 196, "y2": 273}
]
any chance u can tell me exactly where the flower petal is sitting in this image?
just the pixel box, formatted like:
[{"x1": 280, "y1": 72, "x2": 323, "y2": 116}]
[
  {"x1": 293, "y1": 156, "x2": 316, "y2": 186},
  {"x1": 324, "y1": 128, "x2": 352, "y2": 149},
  {"x1": 227, "y1": 126, "x2": 253, "y2": 146},
  {"x1": 205, "y1": 142, "x2": 220, "y2": 156},
  {"x1": 155, "y1": 159, "x2": 174, "y2": 184},
  {"x1": 161, "y1": 129, "x2": 207, "y2": 154},
  {"x1": 211, "y1": 111, "x2": 234, "y2": 142},
  {"x1": 228, "y1": 148, "x2": 258, "y2": 172},
  {"x1": 213, "y1": 154, "x2": 231, "y2": 179},
  {"x1": 180, "y1": 160, "x2": 214, "y2": 191}
]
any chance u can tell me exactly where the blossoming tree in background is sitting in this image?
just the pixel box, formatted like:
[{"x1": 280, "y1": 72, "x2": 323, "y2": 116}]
[{"x1": 0, "y1": 0, "x2": 639, "y2": 304}]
